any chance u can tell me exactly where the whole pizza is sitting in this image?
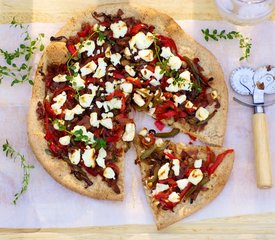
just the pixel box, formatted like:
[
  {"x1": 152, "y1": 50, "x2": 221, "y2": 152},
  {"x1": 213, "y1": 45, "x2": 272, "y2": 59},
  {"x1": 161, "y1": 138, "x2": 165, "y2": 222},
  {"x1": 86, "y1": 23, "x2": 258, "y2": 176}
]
[{"x1": 28, "y1": 3, "x2": 234, "y2": 229}]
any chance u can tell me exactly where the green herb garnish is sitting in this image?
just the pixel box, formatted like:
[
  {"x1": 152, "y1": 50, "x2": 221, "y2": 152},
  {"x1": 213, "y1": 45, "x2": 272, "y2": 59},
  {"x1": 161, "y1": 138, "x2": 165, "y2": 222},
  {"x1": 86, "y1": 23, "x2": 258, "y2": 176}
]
[
  {"x1": 92, "y1": 138, "x2": 107, "y2": 149},
  {"x1": 201, "y1": 28, "x2": 251, "y2": 61},
  {"x1": 2, "y1": 140, "x2": 34, "y2": 204},
  {"x1": 0, "y1": 18, "x2": 45, "y2": 86}
]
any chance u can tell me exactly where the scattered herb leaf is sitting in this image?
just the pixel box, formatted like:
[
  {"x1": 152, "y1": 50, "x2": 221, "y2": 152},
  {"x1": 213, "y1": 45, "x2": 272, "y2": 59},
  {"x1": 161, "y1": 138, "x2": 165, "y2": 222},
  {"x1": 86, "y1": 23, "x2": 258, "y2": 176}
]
[
  {"x1": 201, "y1": 28, "x2": 252, "y2": 61},
  {"x1": 0, "y1": 17, "x2": 45, "y2": 86},
  {"x1": 2, "y1": 140, "x2": 34, "y2": 204}
]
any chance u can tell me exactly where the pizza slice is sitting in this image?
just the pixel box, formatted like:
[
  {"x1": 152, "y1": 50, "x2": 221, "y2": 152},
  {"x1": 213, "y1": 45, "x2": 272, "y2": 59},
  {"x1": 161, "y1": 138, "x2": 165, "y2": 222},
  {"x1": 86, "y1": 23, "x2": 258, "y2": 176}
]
[{"x1": 134, "y1": 128, "x2": 234, "y2": 229}]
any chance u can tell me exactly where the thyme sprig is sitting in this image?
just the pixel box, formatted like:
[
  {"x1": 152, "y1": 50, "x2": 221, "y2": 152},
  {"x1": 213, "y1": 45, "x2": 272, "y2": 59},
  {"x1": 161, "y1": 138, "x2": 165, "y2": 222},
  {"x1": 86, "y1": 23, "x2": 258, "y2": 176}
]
[
  {"x1": 0, "y1": 17, "x2": 45, "y2": 86},
  {"x1": 201, "y1": 28, "x2": 251, "y2": 61},
  {"x1": 2, "y1": 140, "x2": 34, "y2": 205}
]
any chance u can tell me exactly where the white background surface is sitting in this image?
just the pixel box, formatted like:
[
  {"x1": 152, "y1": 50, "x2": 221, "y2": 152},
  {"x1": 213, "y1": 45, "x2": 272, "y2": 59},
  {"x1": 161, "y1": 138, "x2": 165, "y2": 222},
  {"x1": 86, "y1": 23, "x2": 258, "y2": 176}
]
[{"x1": 0, "y1": 20, "x2": 275, "y2": 228}]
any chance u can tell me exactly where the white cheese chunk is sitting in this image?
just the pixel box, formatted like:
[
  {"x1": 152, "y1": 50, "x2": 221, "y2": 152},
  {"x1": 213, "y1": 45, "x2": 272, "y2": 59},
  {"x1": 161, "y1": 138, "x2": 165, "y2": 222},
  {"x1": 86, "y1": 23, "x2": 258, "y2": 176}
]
[
  {"x1": 150, "y1": 79, "x2": 160, "y2": 86},
  {"x1": 76, "y1": 40, "x2": 95, "y2": 57},
  {"x1": 158, "y1": 162, "x2": 170, "y2": 180},
  {"x1": 110, "y1": 53, "x2": 121, "y2": 66},
  {"x1": 125, "y1": 65, "x2": 136, "y2": 77},
  {"x1": 195, "y1": 107, "x2": 209, "y2": 121},
  {"x1": 154, "y1": 66, "x2": 164, "y2": 80},
  {"x1": 96, "y1": 37, "x2": 105, "y2": 46},
  {"x1": 185, "y1": 100, "x2": 194, "y2": 109},
  {"x1": 80, "y1": 61, "x2": 97, "y2": 77},
  {"x1": 101, "y1": 112, "x2": 114, "y2": 119},
  {"x1": 105, "y1": 81, "x2": 115, "y2": 93},
  {"x1": 69, "y1": 149, "x2": 81, "y2": 165},
  {"x1": 71, "y1": 74, "x2": 85, "y2": 90},
  {"x1": 194, "y1": 159, "x2": 203, "y2": 169},
  {"x1": 168, "y1": 192, "x2": 180, "y2": 203},
  {"x1": 96, "y1": 147, "x2": 107, "y2": 168},
  {"x1": 168, "y1": 55, "x2": 182, "y2": 71},
  {"x1": 138, "y1": 128, "x2": 148, "y2": 137},
  {"x1": 152, "y1": 183, "x2": 169, "y2": 195},
  {"x1": 72, "y1": 125, "x2": 95, "y2": 144},
  {"x1": 79, "y1": 93, "x2": 94, "y2": 108},
  {"x1": 133, "y1": 93, "x2": 145, "y2": 107},
  {"x1": 165, "y1": 77, "x2": 192, "y2": 93},
  {"x1": 64, "y1": 104, "x2": 85, "y2": 121},
  {"x1": 82, "y1": 148, "x2": 96, "y2": 168},
  {"x1": 160, "y1": 46, "x2": 173, "y2": 59},
  {"x1": 73, "y1": 62, "x2": 80, "y2": 73},
  {"x1": 134, "y1": 31, "x2": 154, "y2": 50},
  {"x1": 93, "y1": 23, "x2": 106, "y2": 32},
  {"x1": 122, "y1": 123, "x2": 135, "y2": 142},
  {"x1": 138, "y1": 49, "x2": 154, "y2": 62},
  {"x1": 59, "y1": 135, "x2": 71, "y2": 146},
  {"x1": 51, "y1": 91, "x2": 67, "y2": 115},
  {"x1": 120, "y1": 82, "x2": 133, "y2": 93},
  {"x1": 177, "y1": 179, "x2": 189, "y2": 190},
  {"x1": 172, "y1": 159, "x2": 180, "y2": 176},
  {"x1": 173, "y1": 94, "x2": 187, "y2": 106},
  {"x1": 53, "y1": 74, "x2": 67, "y2": 83},
  {"x1": 100, "y1": 118, "x2": 113, "y2": 129},
  {"x1": 110, "y1": 20, "x2": 127, "y2": 38},
  {"x1": 103, "y1": 167, "x2": 116, "y2": 179},
  {"x1": 141, "y1": 68, "x2": 154, "y2": 80},
  {"x1": 90, "y1": 112, "x2": 100, "y2": 128},
  {"x1": 93, "y1": 58, "x2": 107, "y2": 78},
  {"x1": 179, "y1": 70, "x2": 191, "y2": 81},
  {"x1": 188, "y1": 169, "x2": 203, "y2": 185},
  {"x1": 211, "y1": 90, "x2": 218, "y2": 99}
]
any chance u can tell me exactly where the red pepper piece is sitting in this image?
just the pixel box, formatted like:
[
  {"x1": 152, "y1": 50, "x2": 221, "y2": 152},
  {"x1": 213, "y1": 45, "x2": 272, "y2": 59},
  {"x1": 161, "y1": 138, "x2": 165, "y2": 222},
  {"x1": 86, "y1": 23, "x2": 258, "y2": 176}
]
[
  {"x1": 208, "y1": 149, "x2": 234, "y2": 175},
  {"x1": 113, "y1": 71, "x2": 125, "y2": 79},
  {"x1": 44, "y1": 100, "x2": 56, "y2": 117},
  {"x1": 157, "y1": 110, "x2": 177, "y2": 120},
  {"x1": 67, "y1": 44, "x2": 78, "y2": 57},
  {"x1": 126, "y1": 77, "x2": 142, "y2": 88},
  {"x1": 164, "y1": 152, "x2": 177, "y2": 160},
  {"x1": 77, "y1": 24, "x2": 91, "y2": 38},
  {"x1": 201, "y1": 146, "x2": 215, "y2": 173},
  {"x1": 154, "y1": 191, "x2": 170, "y2": 200},
  {"x1": 154, "y1": 120, "x2": 165, "y2": 131},
  {"x1": 178, "y1": 111, "x2": 187, "y2": 118},
  {"x1": 157, "y1": 35, "x2": 178, "y2": 54},
  {"x1": 159, "y1": 178, "x2": 177, "y2": 189},
  {"x1": 130, "y1": 23, "x2": 147, "y2": 35},
  {"x1": 140, "y1": 132, "x2": 156, "y2": 147}
]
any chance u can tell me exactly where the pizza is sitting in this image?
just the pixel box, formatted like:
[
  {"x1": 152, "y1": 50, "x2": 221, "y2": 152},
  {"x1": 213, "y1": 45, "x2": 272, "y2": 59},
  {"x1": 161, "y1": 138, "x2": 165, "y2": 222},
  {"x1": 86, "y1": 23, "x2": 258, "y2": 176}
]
[
  {"x1": 27, "y1": 3, "x2": 232, "y2": 228},
  {"x1": 135, "y1": 128, "x2": 234, "y2": 229}
]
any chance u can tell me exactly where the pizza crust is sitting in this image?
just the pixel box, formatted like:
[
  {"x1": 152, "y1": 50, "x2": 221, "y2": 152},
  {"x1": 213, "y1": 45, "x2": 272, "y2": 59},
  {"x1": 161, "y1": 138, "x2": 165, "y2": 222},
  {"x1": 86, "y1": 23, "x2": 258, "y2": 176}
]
[
  {"x1": 135, "y1": 141, "x2": 234, "y2": 230},
  {"x1": 28, "y1": 3, "x2": 228, "y2": 200}
]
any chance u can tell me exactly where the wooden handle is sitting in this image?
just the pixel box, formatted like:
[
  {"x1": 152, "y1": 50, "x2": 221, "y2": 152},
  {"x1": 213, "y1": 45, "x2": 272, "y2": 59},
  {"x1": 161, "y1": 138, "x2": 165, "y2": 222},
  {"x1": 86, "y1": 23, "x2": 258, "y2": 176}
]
[{"x1": 252, "y1": 113, "x2": 273, "y2": 188}]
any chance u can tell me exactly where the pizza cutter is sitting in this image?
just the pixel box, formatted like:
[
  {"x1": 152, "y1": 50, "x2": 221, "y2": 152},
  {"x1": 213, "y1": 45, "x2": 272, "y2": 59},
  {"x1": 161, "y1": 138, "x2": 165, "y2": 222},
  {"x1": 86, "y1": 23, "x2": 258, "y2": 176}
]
[{"x1": 230, "y1": 65, "x2": 275, "y2": 189}]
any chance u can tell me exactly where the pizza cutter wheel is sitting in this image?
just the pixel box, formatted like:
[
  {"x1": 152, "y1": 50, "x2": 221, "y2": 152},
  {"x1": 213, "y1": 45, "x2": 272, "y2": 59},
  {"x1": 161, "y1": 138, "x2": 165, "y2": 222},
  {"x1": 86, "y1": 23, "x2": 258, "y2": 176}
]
[{"x1": 230, "y1": 66, "x2": 275, "y2": 189}]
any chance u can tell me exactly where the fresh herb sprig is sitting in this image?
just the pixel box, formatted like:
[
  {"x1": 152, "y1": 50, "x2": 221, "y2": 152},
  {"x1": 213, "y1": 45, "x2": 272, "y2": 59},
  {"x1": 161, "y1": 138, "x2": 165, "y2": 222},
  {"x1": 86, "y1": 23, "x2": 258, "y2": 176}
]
[
  {"x1": 2, "y1": 140, "x2": 34, "y2": 204},
  {"x1": 201, "y1": 28, "x2": 251, "y2": 61},
  {"x1": 0, "y1": 18, "x2": 45, "y2": 86}
]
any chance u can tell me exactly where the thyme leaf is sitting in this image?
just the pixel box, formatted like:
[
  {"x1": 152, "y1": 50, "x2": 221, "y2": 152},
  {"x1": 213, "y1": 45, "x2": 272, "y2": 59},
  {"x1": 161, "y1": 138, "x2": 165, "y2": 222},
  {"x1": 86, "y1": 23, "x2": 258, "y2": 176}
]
[
  {"x1": 0, "y1": 17, "x2": 45, "y2": 86},
  {"x1": 201, "y1": 28, "x2": 252, "y2": 61},
  {"x1": 2, "y1": 140, "x2": 34, "y2": 204}
]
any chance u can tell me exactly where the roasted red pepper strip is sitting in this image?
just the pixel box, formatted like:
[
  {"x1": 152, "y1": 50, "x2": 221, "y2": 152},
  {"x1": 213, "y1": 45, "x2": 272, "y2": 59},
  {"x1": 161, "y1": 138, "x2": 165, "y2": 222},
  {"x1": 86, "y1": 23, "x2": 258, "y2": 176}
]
[
  {"x1": 154, "y1": 191, "x2": 170, "y2": 200},
  {"x1": 130, "y1": 23, "x2": 147, "y2": 35},
  {"x1": 126, "y1": 77, "x2": 142, "y2": 88},
  {"x1": 77, "y1": 24, "x2": 91, "y2": 38},
  {"x1": 164, "y1": 152, "x2": 177, "y2": 160},
  {"x1": 159, "y1": 178, "x2": 177, "y2": 189},
  {"x1": 67, "y1": 44, "x2": 78, "y2": 57},
  {"x1": 154, "y1": 120, "x2": 165, "y2": 131},
  {"x1": 201, "y1": 146, "x2": 215, "y2": 173},
  {"x1": 157, "y1": 110, "x2": 177, "y2": 120},
  {"x1": 157, "y1": 35, "x2": 178, "y2": 54},
  {"x1": 140, "y1": 132, "x2": 156, "y2": 146},
  {"x1": 208, "y1": 149, "x2": 234, "y2": 175}
]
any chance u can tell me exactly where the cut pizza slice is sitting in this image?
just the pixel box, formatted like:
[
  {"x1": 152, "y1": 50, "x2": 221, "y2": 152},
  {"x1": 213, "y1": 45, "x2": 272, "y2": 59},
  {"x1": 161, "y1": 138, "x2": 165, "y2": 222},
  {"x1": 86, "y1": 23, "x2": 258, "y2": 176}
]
[{"x1": 134, "y1": 128, "x2": 234, "y2": 229}]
